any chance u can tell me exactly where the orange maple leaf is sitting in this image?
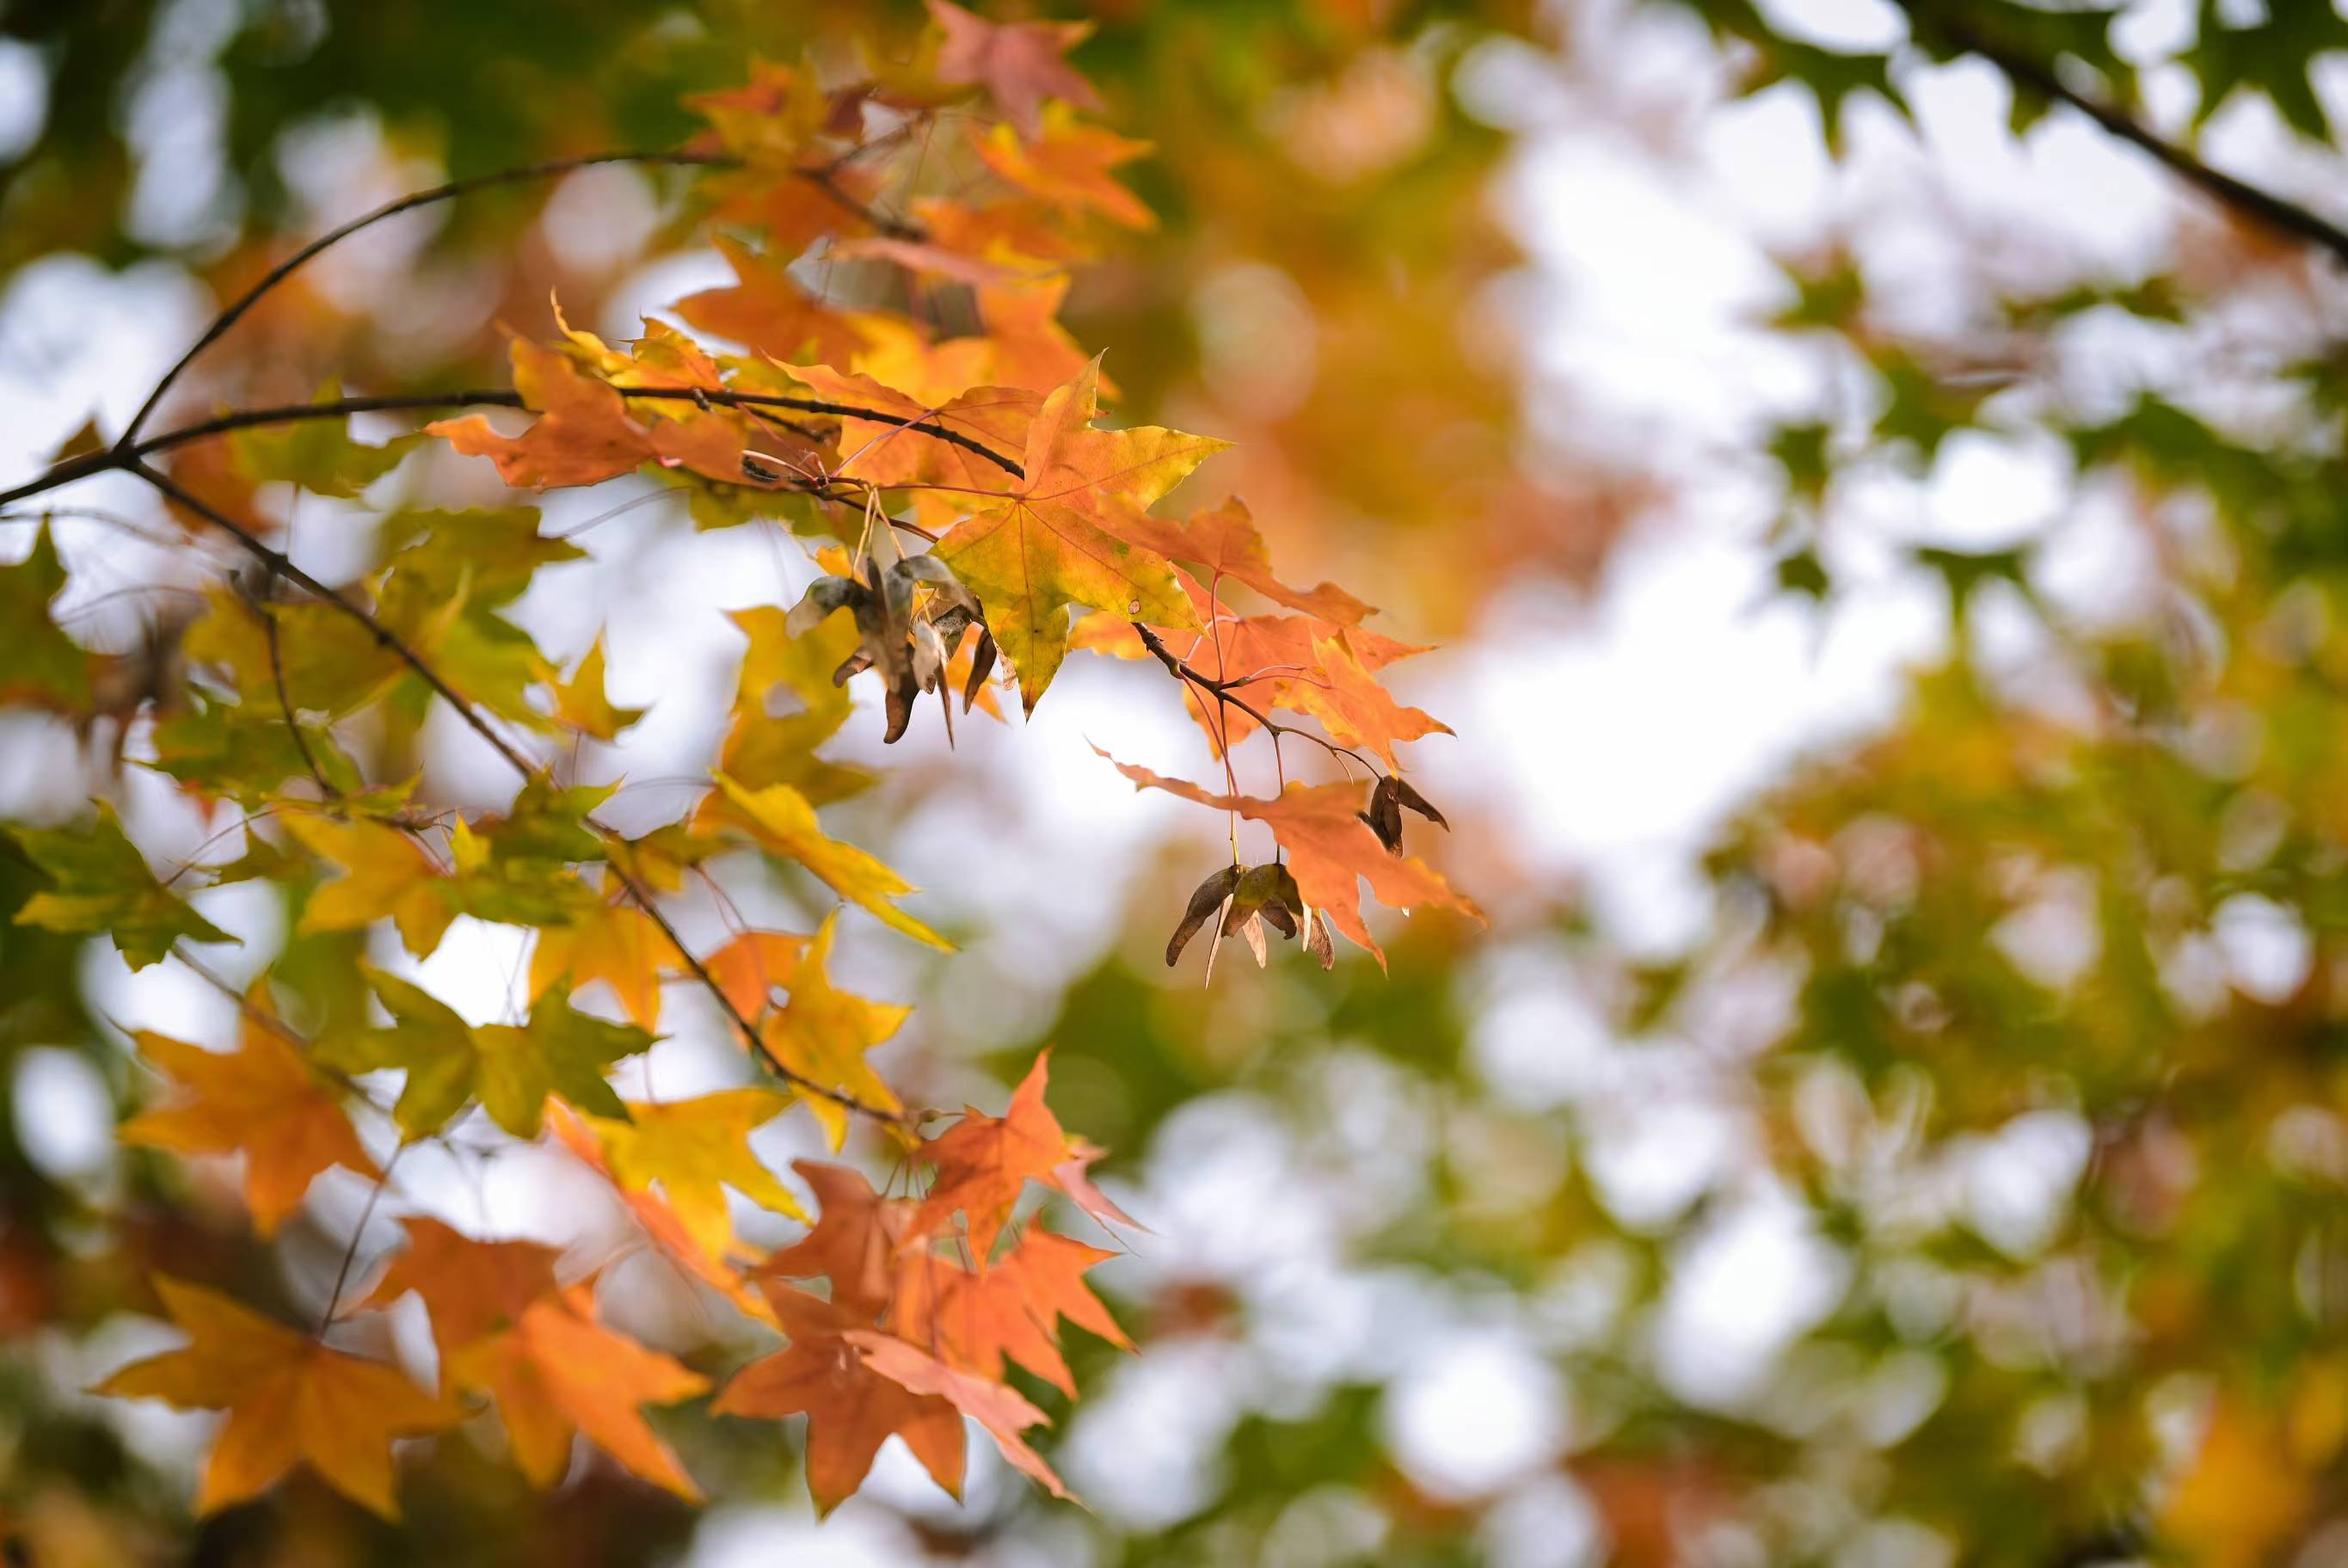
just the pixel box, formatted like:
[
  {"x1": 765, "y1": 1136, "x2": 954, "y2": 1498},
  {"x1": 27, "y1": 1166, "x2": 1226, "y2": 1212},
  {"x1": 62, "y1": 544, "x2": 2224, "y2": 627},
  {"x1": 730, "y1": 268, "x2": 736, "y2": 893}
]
[
  {"x1": 847, "y1": 1328, "x2": 1070, "y2": 1498},
  {"x1": 120, "y1": 1001, "x2": 375, "y2": 1237},
  {"x1": 974, "y1": 105, "x2": 1154, "y2": 231},
  {"x1": 754, "y1": 1159, "x2": 919, "y2": 1317},
  {"x1": 446, "y1": 1284, "x2": 711, "y2": 1501},
  {"x1": 1099, "y1": 753, "x2": 1484, "y2": 967},
  {"x1": 703, "y1": 928, "x2": 811, "y2": 1020},
  {"x1": 360, "y1": 1215, "x2": 559, "y2": 1356},
  {"x1": 927, "y1": 0, "x2": 1103, "y2": 139},
  {"x1": 714, "y1": 1286, "x2": 965, "y2": 1514},
  {"x1": 94, "y1": 1276, "x2": 453, "y2": 1519},
  {"x1": 896, "y1": 1226, "x2": 1129, "y2": 1396},
  {"x1": 677, "y1": 236, "x2": 864, "y2": 366},
  {"x1": 910, "y1": 1049, "x2": 1137, "y2": 1260},
  {"x1": 1116, "y1": 497, "x2": 1373, "y2": 624},
  {"x1": 783, "y1": 360, "x2": 1042, "y2": 491},
  {"x1": 429, "y1": 339, "x2": 654, "y2": 489}
]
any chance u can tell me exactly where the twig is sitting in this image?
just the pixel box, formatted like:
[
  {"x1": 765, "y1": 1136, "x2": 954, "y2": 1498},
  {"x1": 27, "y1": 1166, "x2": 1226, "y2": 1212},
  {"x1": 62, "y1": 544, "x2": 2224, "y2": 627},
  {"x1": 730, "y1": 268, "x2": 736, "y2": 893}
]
[
  {"x1": 317, "y1": 1144, "x2": 403, "y2": 1337},
  {"x1": 1129, "y1": 621, "x2": 1382, "y2": 778},
  {"x1": 1899, "y1": 0, "x2": 2348, "y2": 266},
  {"x1": 136, "y1": 461, "x2": 913, "y2": 1129},
  {"x1": 260, "y1": 600, "x2": 341, "y2": 802},
  {"x1": 120, "y1": 151, "x2": 738, "y2": 446}
]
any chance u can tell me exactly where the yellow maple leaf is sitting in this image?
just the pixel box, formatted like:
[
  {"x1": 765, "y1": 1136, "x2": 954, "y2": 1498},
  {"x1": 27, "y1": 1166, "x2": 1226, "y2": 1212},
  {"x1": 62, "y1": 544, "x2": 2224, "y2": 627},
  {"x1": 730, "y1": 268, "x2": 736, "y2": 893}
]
[
  {"x1": 529, "y1": 897, "x2": 679, "y2": 1030},
  {"x1": 93, "y1": 1276, "x2": 453, "y2": 1518},
  {"x1": 546, "y1": 631, "x2": 646, "y2": 741},
  {"x1": 283, "y1": 810, "x2": 453, "y2": 958},
  {"x1": 710, "y1": 774, "x2": 951, "y2": 951},
  {"x1": 759, "y1": 910, "x2": 907, "y2": 1149},
  {"x1": 582, "y1": 1089, "x2": 808, "y2": 1261}
]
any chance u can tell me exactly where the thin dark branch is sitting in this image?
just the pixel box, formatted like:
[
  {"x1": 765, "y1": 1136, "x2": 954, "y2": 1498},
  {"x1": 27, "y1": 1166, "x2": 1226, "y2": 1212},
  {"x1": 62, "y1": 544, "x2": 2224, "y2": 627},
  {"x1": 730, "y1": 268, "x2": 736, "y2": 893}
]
[
  {"x1": 799, "y1": 164, "x2": 926, "y2": 241},
  {"x1": 132, "y1": 460, "x2": 545, "y2": 780},
  {"x1": 259, "y1": 600, "x2": 341, "y2": 802},
  {"x1": 0, "y1": 384, "x2": 1023, "y2": 513},
  {"x1": 138, "y1": 459, "x2": 912, "y2": 1128},
  {"x1": 120, "y1": 151, "x2": 739, "y2": 446},
  {"x1": 1129, "y1": 621, "x2": 1382, "y2": 778},
  {"x1": 1901, "y1": 0, "x2": 2348, "y2": 266},
  {"x1": 317, "y1": 1144, "x2": 402, "y2": 1337}
]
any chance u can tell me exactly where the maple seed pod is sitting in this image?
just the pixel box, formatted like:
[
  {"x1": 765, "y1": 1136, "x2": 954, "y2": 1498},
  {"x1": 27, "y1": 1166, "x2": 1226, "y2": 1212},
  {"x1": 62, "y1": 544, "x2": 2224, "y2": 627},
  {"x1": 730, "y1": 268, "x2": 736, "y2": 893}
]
[
  {"x1": 1304, "y1": 908, "x2": 1336, "y2": 971},
  {"x1": 1392, "y1": 777, "x2": 1448, "y2": 832},
  {"x1": 1166, "y1": 865, "x2": 1242, "y2": 966},
  {"x1": 963, "y1": 628, "x2": 998, "y2": 713},
  {"x1": 1361, "y1": 776, "x2": 1404, "y2": 853}
]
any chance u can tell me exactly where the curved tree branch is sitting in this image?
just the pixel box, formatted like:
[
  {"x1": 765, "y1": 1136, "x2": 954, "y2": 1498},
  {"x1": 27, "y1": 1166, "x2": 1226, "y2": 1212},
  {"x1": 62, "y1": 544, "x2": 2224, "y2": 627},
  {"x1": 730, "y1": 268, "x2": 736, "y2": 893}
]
[
  {"x1": 0, "y1": 384, "x2": 1024, "y2": 513},
  {"x1": 120, "y1": 151, "x2": 740, "y2": 446},
  {"x1": 130, "y1": 458, "x2": 913, "y2": 1129},
  {"x1": 1898, "y1": 0, "x2": 2348, "y2": 266}
]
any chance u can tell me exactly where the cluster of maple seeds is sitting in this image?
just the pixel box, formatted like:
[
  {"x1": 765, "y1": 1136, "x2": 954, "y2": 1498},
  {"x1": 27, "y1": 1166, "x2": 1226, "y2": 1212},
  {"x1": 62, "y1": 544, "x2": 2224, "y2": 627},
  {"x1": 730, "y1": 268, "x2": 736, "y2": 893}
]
[{"x1": 0, "y1": 0, "x2": 1481, "y2": 1522}]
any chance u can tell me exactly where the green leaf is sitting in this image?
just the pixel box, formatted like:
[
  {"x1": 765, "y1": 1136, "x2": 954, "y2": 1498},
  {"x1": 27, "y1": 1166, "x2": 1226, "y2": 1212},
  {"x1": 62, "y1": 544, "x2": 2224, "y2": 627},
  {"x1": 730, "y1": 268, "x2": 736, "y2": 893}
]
[
  {"x1": 228, "y1": 383, "x2": 418, "y2": 498},
  {"x1": 10, "y1": 802, "x2": 237, "y2": 968},
  {"x1": 378, "y1": 507, "x2": 583, "y2": 607},
  {"x1": 2180, "y1": 0, "x2": 2348, "y2": 145},
  {"x1": 323, "y1": 963, "x2": 651, "y2": 1139},
  {"x1": 145, "y1": 693, "x2": 366, "y2": 805},
  {"x1": 0, "y1": 521, "x2": 91, "y2": 708}
]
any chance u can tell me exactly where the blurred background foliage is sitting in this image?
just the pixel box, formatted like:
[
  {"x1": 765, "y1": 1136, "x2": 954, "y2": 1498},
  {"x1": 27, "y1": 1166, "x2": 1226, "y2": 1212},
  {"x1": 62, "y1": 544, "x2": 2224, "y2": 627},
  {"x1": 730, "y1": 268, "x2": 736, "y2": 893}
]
[{"x1": 9, "y1": 0, "x2": 2348, "y2": 1565}]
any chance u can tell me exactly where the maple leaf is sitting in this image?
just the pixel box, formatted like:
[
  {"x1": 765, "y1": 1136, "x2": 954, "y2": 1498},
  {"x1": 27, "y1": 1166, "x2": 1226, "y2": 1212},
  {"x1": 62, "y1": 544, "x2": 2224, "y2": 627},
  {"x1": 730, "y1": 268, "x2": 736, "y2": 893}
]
[
  {"x1": 528, "y1": 896, "x2": 681, "y2": 1030},
  {"x1": 11, "y1": 801, "x2": 235, "y2": 968},
  {"x1": 1304, "y1": 629, "x2": 1452, "y2": 769},
  {"x1": 0, "y1": 521, "x2": 90, "y2": 709},
  {"x1": 755, "y1": 1159, "x2": 916, "y2": 1317},
  {"x1": 710, "y1": 773, "x2": 951, "y2": 950},
  {"x1": 974, "y1": 273, "x2": 1101, "y2": 395},
  {"x1": 546, "y1": 631, "x2": 646, "y2": 741},
  {"x1": 897, "y1": 1226, "x2": 1128, "y2": 1397},
  {"x1": 783, "y1": 362, "x2": 1042, "y2": 492},
  {"x1": 928, "y1": 0, "x2": 1103, "y2": 140},
  {"x1": 228, "y1": 381, "x2": 415, "y2": 498},
  {"x1": 549, "y1": 1104, "x2": 776, "y2": 1325},
  {"x1": 1098, "y1": 754, "x2": 1484, "y2": 967},
  {"x1": 582, "y1": 1089, "x2": 808, "y2": 1264},
  {"x1": 847, "y1": 1328, "x2": 1070, "y2": 1499},
  {"x1": 320, "y1": 964, "x2": 651, "y2": 1139},
  {"x1": 677, "y1": 235, "x2": 864, "y2": 366},
  {"x1": 282, "y1": 810, "x2": 453, "y2": 959},
  {"x1": 1115, "y1": 498, "x2": 1372, "y2": 624},
  {"x1": 717, "y1": 605, "x2": 873, "y2": 804},
  {"x1": 934, "y1": 360, "x2": 1225, "y2": 709},
  {"x1": 361, "y1": 1216, "x2": 561, "y2": 1355},
  {"x1": 974, "y1": 104, "x2": 1155, "y2": 230},
  {"x1": 911, "y1": 1050, "x2": 1137, "y2": 1261},
  {"x1": 427, "y1": 339, "x2": 654, "y2": 489},
  {"x1": 121, "y1": 1000, "x2": 375, "y2": 1236},
  {"x1": 759, "y1": 910, "x2": 907, "y2": 1148},
  {"x1": 447, "y1": 1283, "x2": 710, "y2": 1501},
  {"x1": 94, "y1": 1276, "x2": 454, "y2": 1518},
  {"x1": 181, "y1": 590, "x2": 404, "y2": 720},
  {"x1": 714, "y1": 1286, "x2": 964, "y2": 1515},
  {"x1": 704, "y1": 928, "x2": 810, "y2": 1020}
]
